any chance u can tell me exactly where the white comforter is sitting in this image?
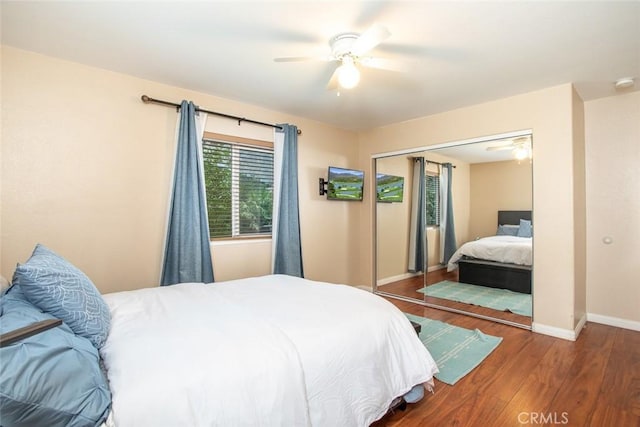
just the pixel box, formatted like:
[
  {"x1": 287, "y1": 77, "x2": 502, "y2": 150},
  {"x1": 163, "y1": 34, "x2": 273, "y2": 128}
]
[
  {"x1": 447, "y1": 235, "x2": 532, "y2": 271},
  {"x1": 100, "y1": 274, "x2": 438, "y2": 427}
]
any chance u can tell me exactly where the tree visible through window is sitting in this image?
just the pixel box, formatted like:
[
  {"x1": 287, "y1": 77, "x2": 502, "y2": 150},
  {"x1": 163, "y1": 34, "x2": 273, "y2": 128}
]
[
  {"x1": 202, "y1": 137, "x2": 273, "y2": 239},
  {"x1": 426, "y1": 173, "x2": 440, "y2": 226}
]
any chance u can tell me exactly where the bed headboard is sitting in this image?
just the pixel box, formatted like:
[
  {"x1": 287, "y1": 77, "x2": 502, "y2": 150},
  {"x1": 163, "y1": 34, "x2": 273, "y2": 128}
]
[{"x1": 498, "y1": 210, "x2": 532, "y2": 226}]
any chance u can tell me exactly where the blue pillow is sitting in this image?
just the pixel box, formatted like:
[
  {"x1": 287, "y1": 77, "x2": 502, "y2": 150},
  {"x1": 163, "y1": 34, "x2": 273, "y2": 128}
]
[
  {"x1": 0, "y1": 285, "x2": 111, "y2": 427},
  {"x1": 13, "y1": 244, "x2": 111, "y2": 349},
  {"x1": 496, "y1": 224, "x2": 519, "y2": 236},
  {"x1": 517, "y1": 219, "x2": 533, "y2": 238}
]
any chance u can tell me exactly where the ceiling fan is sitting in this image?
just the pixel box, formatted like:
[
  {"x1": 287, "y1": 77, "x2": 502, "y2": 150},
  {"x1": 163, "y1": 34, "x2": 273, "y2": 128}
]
[
  {"x1": 486, "y1": 136, "x2": 532, "y2": 160},
  {"x1": 274, "y1": 23, "x2": 399, "y2": 90}
]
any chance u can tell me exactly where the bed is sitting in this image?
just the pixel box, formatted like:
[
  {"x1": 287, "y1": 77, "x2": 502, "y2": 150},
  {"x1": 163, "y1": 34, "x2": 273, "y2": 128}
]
[
  {"x1": 447, "y1": 210, "x2": 532, "y2": 294},
  {"x1": 0, "y1": 244, "x2": 438, "y2": 427}
]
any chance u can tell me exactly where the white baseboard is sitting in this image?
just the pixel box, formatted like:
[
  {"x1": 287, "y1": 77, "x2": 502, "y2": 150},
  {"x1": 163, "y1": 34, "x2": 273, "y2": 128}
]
[
  {"x1": 532, "y1": 323, "x2": 575, "y2": 341},
  {"x1": 376, "y1": 265, "x2": 445, "y2": 286},
  {"x1": 587, "y1": 313, "x2": 640, "y2": 332},
  {"x1": 532, "y1": 314, "x2": 586, "y2": 341},
  {"x1": 376, "y1": 272, "x2": 422, "y2": 286},
  {"x1": 428, "y1": 264, "x2": 447, "y2": 273},
  {"x1": 356, "y1": 285, "x2": 373, "y2": 293},
  {"x1": 531, "y1": 324, "x2": 568, "y2": 341},
  {"x1": 574, "y1": 314, "x2": 587, "y2": 338}
]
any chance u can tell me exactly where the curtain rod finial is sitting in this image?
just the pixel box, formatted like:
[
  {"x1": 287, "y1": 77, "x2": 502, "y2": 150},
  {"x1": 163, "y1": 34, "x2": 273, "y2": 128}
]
[{"x1": 141, "y1": 95, "x2": 150, "y2": 103}]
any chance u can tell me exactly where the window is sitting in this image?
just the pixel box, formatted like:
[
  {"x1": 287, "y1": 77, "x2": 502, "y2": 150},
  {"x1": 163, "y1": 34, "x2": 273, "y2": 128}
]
[
  {"x1": 202, "y1": 133, "x2": 274, "y2": 239},
  {"x1": 426, "y1": 173, "x2": 440, "y2": 226}
]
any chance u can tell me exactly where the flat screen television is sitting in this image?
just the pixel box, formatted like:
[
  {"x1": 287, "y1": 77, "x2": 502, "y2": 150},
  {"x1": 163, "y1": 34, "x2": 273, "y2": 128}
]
[
  {"x1": 376, "y1": 173, "x2": 404, "y2": 203},
  {"x1": 327, "y1": 166, "x2": 364, "y2": 201}
]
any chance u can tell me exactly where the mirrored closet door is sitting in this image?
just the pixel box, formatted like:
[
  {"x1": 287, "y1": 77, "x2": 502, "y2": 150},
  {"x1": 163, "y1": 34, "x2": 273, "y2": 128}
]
[{"x1": 374, "y1": 132, "x2": 533, "y2": 329}]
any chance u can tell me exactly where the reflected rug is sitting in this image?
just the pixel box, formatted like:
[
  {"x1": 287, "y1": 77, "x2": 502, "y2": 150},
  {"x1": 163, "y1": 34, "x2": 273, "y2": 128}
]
[
  {"x1": 405, "y1": 313, "x2": 502, "y2": 385},
  {"x1": 417, "y1": 280, "x2": 532, "y2": 317}
]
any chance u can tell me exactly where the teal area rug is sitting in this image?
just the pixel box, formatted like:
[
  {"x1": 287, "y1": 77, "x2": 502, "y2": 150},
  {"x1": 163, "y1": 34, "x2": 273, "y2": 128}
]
[
  {"x1": 417, "y1": 280, "x2": 532, "y2": 317},
  {"x1": 406, "y1": 313, "x2": 502, "y2": 385}
]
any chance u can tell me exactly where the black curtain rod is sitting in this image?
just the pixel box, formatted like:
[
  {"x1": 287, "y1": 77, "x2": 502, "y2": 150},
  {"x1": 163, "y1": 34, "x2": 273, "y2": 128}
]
[
  {"x1": 426, "y1": 159, "x2": 456, "y2": 168},
  {"x1": 141, "y1": 95, "x2": 302, "y2": 135},
  {"x1": 409, "y1": 156, "x2": 457, "y2": 168}
]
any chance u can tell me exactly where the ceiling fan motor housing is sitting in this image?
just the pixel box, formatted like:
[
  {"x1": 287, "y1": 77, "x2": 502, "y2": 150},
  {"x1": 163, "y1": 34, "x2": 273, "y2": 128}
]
[{"x1": 330, "y1": 33, "x2": 359, "y2": 59}]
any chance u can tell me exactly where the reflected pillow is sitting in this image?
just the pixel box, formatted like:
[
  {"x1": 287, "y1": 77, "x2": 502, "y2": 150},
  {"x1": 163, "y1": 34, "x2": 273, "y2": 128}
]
[
  {"x1": 517, "y1": 219, "x2": 533, "y2": 238},
  {"x1": 497, "y1": 224, "x2": 519, "y2": 236},
  {"x1": 13, "y1": 244, "x2": 111, "y2": 349}
]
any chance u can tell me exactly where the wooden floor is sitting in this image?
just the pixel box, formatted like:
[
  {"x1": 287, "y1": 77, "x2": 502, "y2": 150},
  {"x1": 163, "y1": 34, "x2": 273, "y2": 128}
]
[
  {"x1": 372, "y1": 299, "x2": 640, "y2": 426},
  {"x1": 378, "y1": 269, "x2": 532, "y2": 327}
]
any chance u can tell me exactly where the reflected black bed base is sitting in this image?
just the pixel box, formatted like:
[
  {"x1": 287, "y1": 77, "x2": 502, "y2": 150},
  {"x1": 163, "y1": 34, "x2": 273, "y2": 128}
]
[
  {"x1": 458, "y1": 258, "x2": 531, "y2": 294},
  {"x1": 457, "y1": 210, "x2": 532, "y2": 295}
]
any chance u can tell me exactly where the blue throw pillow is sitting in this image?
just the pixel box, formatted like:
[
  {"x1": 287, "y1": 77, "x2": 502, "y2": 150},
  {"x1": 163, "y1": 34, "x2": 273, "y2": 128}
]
[
  {"x1": 496, "y1": 224, "x2": 519, "y2": 236},
  {"x1": 0, "y1": 285, "x2": 111, "y2": 427},
  {"x1": 517, "y1": 219, "x2": 533, "y2": 238},
  {"x1": 13, "y1": 244, "x2": 111, "y2": 349}
]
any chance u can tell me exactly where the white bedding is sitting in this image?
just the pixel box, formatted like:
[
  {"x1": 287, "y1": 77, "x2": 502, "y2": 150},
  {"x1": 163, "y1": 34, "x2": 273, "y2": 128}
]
[
  {"x1": 447, "y1": 235, "x2": 532, "y2": 272},
  {"x1": 100, "y1": 274, "x2": 438, "y2": 427}
]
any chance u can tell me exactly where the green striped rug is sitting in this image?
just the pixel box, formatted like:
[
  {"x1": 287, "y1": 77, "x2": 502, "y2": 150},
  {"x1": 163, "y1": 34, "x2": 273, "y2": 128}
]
[
  {"x1": 417, "y1": 280, "x2": 532, "y2": 317},
  {"x1": 405, "y1": 313, "x2": 502, "y2": 385}
]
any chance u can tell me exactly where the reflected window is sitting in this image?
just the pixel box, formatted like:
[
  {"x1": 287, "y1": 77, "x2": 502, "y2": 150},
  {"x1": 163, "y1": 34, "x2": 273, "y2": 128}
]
[{"x1": 426, "y1": 173, "x2": 440, "y2": 226}]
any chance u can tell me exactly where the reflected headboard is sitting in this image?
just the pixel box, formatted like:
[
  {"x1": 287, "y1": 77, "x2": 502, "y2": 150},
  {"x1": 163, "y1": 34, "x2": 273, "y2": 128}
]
[{"x1": 498, "y1": 210, "x2": 532, "y2": 226}]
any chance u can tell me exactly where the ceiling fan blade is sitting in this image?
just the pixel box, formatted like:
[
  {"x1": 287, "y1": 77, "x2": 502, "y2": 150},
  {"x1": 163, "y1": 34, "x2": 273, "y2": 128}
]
[
  {"x1": 359, "y1": 56, "x2": 407, "y2": 73},
  {"x1": 486, "y1": 145, "x2": 515, "y2": 152},
  {"x1": 351, "y1": 23, "x2": 390, "y2": 56},
  {"x1": 274, "y1": 55, "x2": 334, "y2": 63},
  {"x1": 326, "y1": 67, "x2": 340, "y2": 91}
]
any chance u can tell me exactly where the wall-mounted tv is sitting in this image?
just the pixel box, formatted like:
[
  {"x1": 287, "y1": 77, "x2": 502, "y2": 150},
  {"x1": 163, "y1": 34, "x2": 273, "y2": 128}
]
[
  {"x1": 327, "y1": 166, "x2": 364, "y2": 201},
  {"x1": 376, "y1": 173, "x2": 404, "y2": 203}
]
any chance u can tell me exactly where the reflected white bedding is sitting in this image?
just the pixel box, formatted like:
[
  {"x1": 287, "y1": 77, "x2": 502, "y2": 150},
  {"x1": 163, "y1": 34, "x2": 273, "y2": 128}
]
[
  {"x1": 447, "y1": 235, "x2": 533, "y2": 271},
  {"x1": 100, "y1": 274, "x2": 438, "y2": 426}
]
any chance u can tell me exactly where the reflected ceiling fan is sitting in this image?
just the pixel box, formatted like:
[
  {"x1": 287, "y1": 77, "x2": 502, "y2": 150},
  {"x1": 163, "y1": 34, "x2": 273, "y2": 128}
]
[
  {"x1": 486, "y1": 136, "x2": 532, "y2": 160},
  {"x1": 274, "y1": 23, "x2": 401, "y2": 90}
]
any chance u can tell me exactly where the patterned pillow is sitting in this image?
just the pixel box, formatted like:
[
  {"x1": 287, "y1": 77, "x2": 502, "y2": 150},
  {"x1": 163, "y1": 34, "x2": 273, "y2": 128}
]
[
  {"x1": 13, "y1": 244, "x2": 111, "y2": 348},
  {"x1": 0, "y1": 285, "x2": 111, "y2": 426}
]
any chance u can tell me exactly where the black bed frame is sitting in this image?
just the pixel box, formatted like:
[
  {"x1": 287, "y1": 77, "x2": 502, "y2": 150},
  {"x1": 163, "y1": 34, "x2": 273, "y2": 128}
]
[{"x1": 457, "y1": 210, "x2": 532, "y2": 294}]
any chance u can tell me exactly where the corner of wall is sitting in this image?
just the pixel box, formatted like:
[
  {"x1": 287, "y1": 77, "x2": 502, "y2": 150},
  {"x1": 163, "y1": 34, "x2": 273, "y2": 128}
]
[
  {"x1": 572, "y1": 86, "x2": 587, "y2": 330},
  {"x1": 532, "y1": 312, "x2": 586, "y2": 341}
]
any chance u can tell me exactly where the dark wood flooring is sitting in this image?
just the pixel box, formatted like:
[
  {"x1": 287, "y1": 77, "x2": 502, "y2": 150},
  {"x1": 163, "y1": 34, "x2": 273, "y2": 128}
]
[
  {"x1": 377, "y1": 268, "x2": 531, "y2": 327},
  {"x1": 372, "y1": 298, "x2": 640, "y2": 426}
]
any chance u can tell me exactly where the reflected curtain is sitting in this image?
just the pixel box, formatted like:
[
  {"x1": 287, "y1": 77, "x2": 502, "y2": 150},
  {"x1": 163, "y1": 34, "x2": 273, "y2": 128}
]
[
  {"x1": 408, "y1": 157, "x2": 426, "y2": 273},
  {"x1": 271, "y1": 124, "x2": 304, "y2": 277},
  {"x1": 160, "y1": 101, "x2": 214, "y2": 286},
  {"x1": 439, "y1": 162, "x2": 457, "y2": 264}
]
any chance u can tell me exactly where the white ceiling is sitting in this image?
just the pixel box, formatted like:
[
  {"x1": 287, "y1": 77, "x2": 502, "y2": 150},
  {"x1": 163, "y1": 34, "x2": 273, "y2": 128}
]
[{"x1": 2, "y1": 0, "x2": 639, "y2": 134}]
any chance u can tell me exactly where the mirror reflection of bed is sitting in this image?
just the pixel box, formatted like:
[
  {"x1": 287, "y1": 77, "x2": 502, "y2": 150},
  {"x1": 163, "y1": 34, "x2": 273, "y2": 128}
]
[{"x1": 374, "y1": 133, "x2": 533, "y2": 329}]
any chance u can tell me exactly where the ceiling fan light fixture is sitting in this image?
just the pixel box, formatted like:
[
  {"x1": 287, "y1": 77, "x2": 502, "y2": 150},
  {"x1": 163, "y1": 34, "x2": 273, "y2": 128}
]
[
  {"x1": 337, "y1": 56, "x2": 360, "y2": 89},
  {"x1": 513, "y1": 145, "x2": 530, "y2": 161}
]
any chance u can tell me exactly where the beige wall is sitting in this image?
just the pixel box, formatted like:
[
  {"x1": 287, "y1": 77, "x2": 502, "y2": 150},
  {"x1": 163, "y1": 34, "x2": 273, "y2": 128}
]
[
  {"x1": 0, "y1": 46, "x2": 360, "y2": 293},
  {"x1": 469, "y1": 159, "x2": 533, "y2": 239},
  {"x1": 5, "y1": 45, "x2": 634, "y2": 334},
  {"x1": 358, "y1": 84, "x2": 585, "y2": 334},
  {"x1": 584, "y1": 91, "x2": 640, "y2": 326}
]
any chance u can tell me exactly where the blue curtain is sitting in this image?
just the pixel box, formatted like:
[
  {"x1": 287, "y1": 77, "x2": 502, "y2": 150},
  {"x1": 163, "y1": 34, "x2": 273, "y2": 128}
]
[
  {"x1": 408, "y1": 157, "x2": 426, "y2": 273},
  {"x1": 160, "y1": 101, "x2": 214, "y2": 286},
  {"x1": 272, "y1": 124, "x2": 304, "y2": 277},
  {"x1": 441, "y1": 163, "x2": 457, "y2": 264}
]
